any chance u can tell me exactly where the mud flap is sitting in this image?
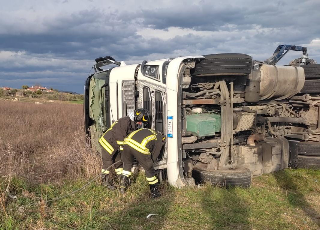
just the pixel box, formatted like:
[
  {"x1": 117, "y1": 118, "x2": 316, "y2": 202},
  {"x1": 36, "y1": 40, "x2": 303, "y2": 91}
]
[{"x1": 261, "y1": 138, "x2": 289, "y2": 174}]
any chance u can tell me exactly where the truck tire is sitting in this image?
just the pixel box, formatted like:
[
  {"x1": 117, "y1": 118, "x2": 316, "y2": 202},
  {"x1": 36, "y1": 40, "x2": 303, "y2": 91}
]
[
  {"x1": 289, "y1": 141, "x2": 320, "y2": 169},
  {"x1": 302, "y1": 64, "x2": 320, "y2": 79},
  {"x1": 193, "y1": 168, "x2": 252, "y2": 188},
  {"x1": 289, "y1": 140, "x2": 299, "y2": 168},
  {"x1": 296, "y1": 156, "x2": 320, "y2": 169},
  {"x1": 192, "y1": 53, "x2": 252, "y2": 76},
  {"x1": 295, "y1": 142, "x2": 320, "y2": 157},
  {"x1": 301, "y1": 79, "x2": 320, "y2": 94}
]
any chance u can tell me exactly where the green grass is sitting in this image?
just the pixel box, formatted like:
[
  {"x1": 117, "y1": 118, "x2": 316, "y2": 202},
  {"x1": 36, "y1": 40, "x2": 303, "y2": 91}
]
[
  {"x1": 1, "y1": 169, "x2": 320, "y2": 230},
  {"x1": 68, "y1": 100, "x2": 83, "y2": 104}
]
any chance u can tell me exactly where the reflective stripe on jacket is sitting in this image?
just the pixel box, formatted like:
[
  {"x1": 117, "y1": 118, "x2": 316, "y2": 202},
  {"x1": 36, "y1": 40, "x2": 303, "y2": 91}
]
[
  {"x1": 99, "y1": 116, "x2": 135, "y2": 154},
  {"x1": 124, "y1": 129, "x2": 163, "y2": 158},
  {"x1": 99, "y1": 136, "x2": 114, "y2": 154},
  {"x1": 102, "y1": 116, "x2": 135, "y2": 144}
]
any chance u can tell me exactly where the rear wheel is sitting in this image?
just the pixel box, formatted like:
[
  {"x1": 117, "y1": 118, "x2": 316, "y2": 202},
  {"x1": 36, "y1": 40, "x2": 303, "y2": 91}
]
[
  {"x1": 193, "y1": 168, "x2": 252, "y2": 188},
  {"x1": 300, "y1": 64, "x2": 320, "y2": 94},
  {"x1": 301, "y1": 79, "x2": 320, "y2": 94},
  {"x1": 295, "y1": 142, "x2": 320, "y2": 157},
  {"x1": 192, "y1": 53, "x2": 252, "y2": 76},
  {"x1": 302, "y1": 64, "x2": 320, "y2": 79},
  {"x1": 289, "y1": 141, "x2": 320, "y2": 169},
  {"x1": 296, "y1": 156, "x2": 320, "y2": 169}
]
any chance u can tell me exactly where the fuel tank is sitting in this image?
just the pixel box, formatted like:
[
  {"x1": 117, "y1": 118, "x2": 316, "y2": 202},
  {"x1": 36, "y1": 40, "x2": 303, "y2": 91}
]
[{"x1": 259, "y1": 65, "x2": 305, "y2": 100}]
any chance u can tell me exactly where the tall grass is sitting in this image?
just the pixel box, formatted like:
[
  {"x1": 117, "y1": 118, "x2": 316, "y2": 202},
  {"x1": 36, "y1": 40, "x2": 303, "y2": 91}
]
[{"x1": 0, "y1": 100, "x2": 100, "y2": 183}]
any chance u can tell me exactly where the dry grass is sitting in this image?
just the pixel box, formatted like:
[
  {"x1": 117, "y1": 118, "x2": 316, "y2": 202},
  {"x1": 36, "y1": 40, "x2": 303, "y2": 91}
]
[{"x1": 0, "y1": 99, "x2": 100, "y2": 183}]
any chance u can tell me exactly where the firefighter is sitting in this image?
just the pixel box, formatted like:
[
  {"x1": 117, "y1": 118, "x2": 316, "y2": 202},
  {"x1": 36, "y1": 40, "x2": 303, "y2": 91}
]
[
  {"x1": 99, "y1": 108, "x2": 149, "y2": 189},
  {"x1": 120, "y1": 128, "x2": 166, "y2": 198},
  {"x1": 99, "y1": 116, "x2": 135, "y2": 190}
]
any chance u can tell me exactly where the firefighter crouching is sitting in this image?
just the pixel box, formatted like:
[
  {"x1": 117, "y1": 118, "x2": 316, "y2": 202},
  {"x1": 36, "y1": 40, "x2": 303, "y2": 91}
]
[
  {"x1": 120, "y1": 128, "x2": 166, "y2": 198},
  {"x1": 99, "y1": 116, "x2": 136, "y2": 190}
]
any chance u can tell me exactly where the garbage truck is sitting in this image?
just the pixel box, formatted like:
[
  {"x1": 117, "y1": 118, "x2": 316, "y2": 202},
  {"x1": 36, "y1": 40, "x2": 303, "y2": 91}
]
[{"x1": 84, "y1": 46, "x2": 320, "y2": 188}]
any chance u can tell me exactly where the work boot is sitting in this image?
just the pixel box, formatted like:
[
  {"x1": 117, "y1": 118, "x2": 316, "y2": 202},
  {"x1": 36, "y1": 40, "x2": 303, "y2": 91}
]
[
  {"x1": 114, "y1": 168, "x2": 123, "y2": 184},
  {"x1": 120, "y1": 175, "x2": 130, "y2": 194},
  {"x1": 149, "y1": 183, "x2": 161, "y2": 199},
  {"x1": 101, "y1": 174, "x2": 116, "y2": 191}
]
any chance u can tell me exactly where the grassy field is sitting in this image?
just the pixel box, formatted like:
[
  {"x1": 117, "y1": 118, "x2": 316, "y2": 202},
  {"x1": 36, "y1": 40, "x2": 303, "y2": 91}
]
[
  {"x1": 0, "y1": 99, "x2": 98, "y2": 183},
  {"x1": 0, "y1": 100, "x2": 320, "y2": 229}
]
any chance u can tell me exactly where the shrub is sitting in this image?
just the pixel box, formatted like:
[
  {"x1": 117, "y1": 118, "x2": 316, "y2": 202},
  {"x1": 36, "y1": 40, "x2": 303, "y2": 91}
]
[
  {"x1": 36, "y1": 90, "x2": 42, "y2": 95},
  {"x1": 23, "y1": 90, "x2": 33, "y2": 96},
  {"x1": 8, "y1": 89, "x2": 17, "y2": 96}
]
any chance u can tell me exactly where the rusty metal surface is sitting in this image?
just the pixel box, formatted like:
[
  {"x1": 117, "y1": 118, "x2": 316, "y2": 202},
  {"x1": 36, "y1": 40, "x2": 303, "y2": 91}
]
[
  {"x1": 247, "y1": 134, "x2": 264, "y2": 146},
  {"x1": 183, "y1": 97, "x2": 244, "y2": 105},
  {"x1": 183, "y1": 142, "x2": 218, "y2": 150},
  {"x1": 183, "y1": 98, "x2": 220, "y2": 104},
  {"x1": 299, "y1": 105, "x2": 319, "y2": 126},
  {"x1": 257, "y1": 116, "x2": 308, "y2": 125},
  {"x1": 266, "y1": 117, "x2": 308, "y2": 125},
  {"x1": 195, "y1": 73, "x2": 248, "y2": 76},
  {"x1": 182, "y1": 136, "x2": 197, "y2": 144},
  {"x1": 234, "y1": 112, "x2": 256, "y2": 132}
]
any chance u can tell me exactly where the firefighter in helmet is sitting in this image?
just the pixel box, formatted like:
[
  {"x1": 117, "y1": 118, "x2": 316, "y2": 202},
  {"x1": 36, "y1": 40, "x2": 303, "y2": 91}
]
[
  {"x1": 99, "y1": 115, "x2": 136, "y2": 190},
  {"x1": 120, "y1": 110, "x2": 166, "y2": 198}
]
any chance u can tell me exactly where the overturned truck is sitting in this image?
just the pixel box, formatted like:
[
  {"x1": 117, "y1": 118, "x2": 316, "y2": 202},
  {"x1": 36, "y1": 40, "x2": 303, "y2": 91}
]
[{"x1": 85, "y1": 45, "x2": 320, "y2": 188}]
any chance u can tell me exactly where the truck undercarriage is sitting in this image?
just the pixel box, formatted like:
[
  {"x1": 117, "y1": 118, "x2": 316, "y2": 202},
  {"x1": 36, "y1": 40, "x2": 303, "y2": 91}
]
[{"x1": 175, "y1": 54, "x2": 320, "y2": 187}]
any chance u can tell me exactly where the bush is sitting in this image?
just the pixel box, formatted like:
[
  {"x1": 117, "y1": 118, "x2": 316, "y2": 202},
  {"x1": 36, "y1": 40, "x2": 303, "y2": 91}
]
[
  {"x1": 36, "y1": 90, "x2": 42, "y2": 95},
  {"x1": 8, "y1": 89, "x2": 17, "y2": 96},
  {"x1": 23, "y1": 90, "x2": 33, "y2": 96}
]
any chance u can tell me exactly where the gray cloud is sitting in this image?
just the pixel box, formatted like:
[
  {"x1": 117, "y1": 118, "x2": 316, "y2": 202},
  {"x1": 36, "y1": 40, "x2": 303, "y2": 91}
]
[{"x1": 0, "y1": 0, "x2": 320, "y2": 92}]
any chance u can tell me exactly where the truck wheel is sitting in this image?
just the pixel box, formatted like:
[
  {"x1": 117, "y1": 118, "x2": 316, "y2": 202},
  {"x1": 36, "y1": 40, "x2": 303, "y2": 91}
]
[
  {"x1": 193, "y1": 168, "x2": 252, "y2": 188},
  {"x1": 296, "y1": 156, "x2": 320, "y2": 169},
  {"x1": 289, "y1": 141, "x2": 320, "y2": 169},
  {"x1": 302, "y1": 64, "x2": 320, "y2": 79},
  {"x1": 192, "y1": 53, "x2": 252, "y2": 76},
  {"x1": 301, "y1": 79, "x2": 320, "y2": 94},
  {"x1": 295, "y1": 142, "x2": 320, "y2": 157}
]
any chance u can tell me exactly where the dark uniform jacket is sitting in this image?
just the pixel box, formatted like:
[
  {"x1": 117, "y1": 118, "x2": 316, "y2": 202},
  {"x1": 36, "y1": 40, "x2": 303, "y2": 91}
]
[
  {"x1": 102, "y1": 116, "x2": 136, "y2": 146},
  {"x1": 124, "y1": 128, "x2": 165, "y2": 161}
]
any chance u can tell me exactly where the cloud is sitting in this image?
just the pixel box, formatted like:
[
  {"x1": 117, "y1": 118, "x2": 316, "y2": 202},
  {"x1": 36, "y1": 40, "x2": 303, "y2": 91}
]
[{"x1": 0, "y1": 0, "x2": 320, "y2": 92}]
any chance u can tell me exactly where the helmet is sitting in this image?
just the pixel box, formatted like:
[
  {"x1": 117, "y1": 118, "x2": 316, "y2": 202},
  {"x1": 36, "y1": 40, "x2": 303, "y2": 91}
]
[{"x1": 134, "y1": 108, "x2": 150, "y2": 124}]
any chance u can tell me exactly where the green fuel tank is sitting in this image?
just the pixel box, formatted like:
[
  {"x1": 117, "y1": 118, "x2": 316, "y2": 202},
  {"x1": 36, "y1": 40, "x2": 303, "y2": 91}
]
[{"x1": 186, "y1": 113, "x2": 221, "y2": 137}]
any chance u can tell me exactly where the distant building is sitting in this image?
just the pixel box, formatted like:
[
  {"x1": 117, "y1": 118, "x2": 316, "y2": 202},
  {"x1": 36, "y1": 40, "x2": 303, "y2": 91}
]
[
  {"x1": 2, "y1": 87, "x2": 11, "y2": 90},
  {"x1": 27, "y1": 85, "x2": 53, "y2": 92}
]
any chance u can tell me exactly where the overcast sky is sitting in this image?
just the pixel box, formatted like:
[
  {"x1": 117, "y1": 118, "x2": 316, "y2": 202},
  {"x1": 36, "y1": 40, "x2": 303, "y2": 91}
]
[{"x1": 1, "y1": 0, "x2": 320, "y2": 93}]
